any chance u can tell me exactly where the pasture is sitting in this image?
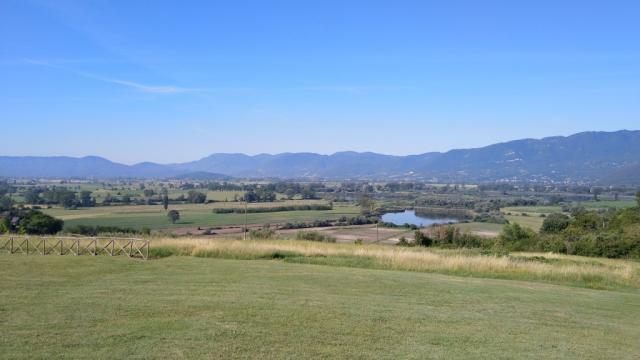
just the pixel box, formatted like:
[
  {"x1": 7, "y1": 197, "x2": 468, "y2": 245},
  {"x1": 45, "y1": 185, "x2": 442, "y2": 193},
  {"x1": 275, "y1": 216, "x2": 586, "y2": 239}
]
[
  {"x1": 1, "y1": 252, "x2": 638, "y2": 359},
  {"x1": 43, "y1": 202, "x2": 359, "y2": 231}
]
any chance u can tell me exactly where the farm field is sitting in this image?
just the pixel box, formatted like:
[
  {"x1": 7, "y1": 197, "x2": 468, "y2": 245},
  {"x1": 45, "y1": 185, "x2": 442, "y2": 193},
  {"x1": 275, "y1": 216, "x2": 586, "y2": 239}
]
[
  {"x1": 43, "y1": 202, "x2": 359, "y2": 231},
  {"x1": 503, "y1": 200, "x2": 636, "y2": 215},
  {"x1": 504, "y1": 214, "x2": 545, "y2": 231},
  {"x1": 454, "y1": 222, "x2": 504, "y2": 236},
  {"x1": 1, "y1": 253, "x2": 638, "y2": 359}
]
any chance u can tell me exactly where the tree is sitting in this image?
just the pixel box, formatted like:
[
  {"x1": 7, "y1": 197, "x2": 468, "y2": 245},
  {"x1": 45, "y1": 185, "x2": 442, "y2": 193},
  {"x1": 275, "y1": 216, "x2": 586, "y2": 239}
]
[
  {"x1": 541, "y1": 213, "x2": 570, "y2": 234},
  {"x1": 301, "y1": 186, "x2": 316, "y2": 199},
  {"x1": 24, "y1": 188, "x2": 41, "y2": 204},
  {"x1": 244, "y1": 190, "x2": 258, "y2": 203},
  {"x1": 358, "y1": 195, "x2": 374, "y2": 215},
  {"x1": 19, "y1": 211, "x2": 64, "y2": 235},
  {"x1": 79, "y1": 191, "x2": 95, "y2": 207},
  {"x1": 0, "y1": 195, "x2": 13, "y2": 211},
  {"x1": 284, "y1": 188, "x2": 296, "y2": 200},
  {"x1": 143, "y1": 189, "x2": 155, "y2": 198},
  {"x1": 0, "y1": 181, "x2": 13, "y2": 197},
  {"x1": 498, "y1": 223, "x2": 537, "y2": 251},
  {"x1": 637, "y1": 191, "x2": 640, "y2": 207},
  {"x1": 187, "y1": 190, "x2": 206, "y2": 204},
  {"x1": 162, "y1": 193, "x2": 169, "y2": 211},
  {"x1": 168, "y1": 210, "x2": 180, "y2": 224}
]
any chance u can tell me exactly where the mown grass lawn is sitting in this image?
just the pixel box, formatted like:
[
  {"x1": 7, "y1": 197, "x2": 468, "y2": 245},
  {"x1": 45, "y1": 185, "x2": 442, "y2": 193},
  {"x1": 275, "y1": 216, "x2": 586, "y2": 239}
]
[{"x1": 1, "y1": 254, "x2": 639, "y2": 359}]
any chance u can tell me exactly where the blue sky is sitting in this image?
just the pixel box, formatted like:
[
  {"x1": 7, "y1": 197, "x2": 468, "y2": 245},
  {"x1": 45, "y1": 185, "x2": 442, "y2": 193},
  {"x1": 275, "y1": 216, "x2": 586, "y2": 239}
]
[{"x1": 1, "y1": 0, "x2": 639, "y2": 164}]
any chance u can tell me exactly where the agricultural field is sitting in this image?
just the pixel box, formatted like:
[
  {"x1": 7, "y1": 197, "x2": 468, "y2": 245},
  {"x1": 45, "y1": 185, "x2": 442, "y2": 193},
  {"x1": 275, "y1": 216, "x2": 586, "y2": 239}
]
[
  {"x1": 1, "y1": 246, "x2": 639, "y2": 359},
  {"x1": 454, "y1": 222, "x2": 504, "y2": 237},
  {"x1": 43, "y1": 202, "x2": 359, "y2": 231},
  {"x1": 503, "y1": 200, "x2": 636, "y2": 215},
  {"x1": 504, "y1": 214, "x2": 545, "y2": 231}
]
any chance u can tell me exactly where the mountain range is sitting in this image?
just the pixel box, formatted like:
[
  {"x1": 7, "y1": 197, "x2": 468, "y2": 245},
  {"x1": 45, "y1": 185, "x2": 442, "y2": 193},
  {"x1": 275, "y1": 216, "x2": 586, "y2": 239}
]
[{"x1": 1, "y1": 130, "x2": 639, "y2": 184}]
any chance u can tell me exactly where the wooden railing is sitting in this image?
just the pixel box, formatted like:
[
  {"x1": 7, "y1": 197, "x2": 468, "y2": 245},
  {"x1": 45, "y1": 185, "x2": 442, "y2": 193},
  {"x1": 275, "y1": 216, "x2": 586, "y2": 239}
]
[{"x1": 0, "y1": 236, "x2": 149, "y2": 260}]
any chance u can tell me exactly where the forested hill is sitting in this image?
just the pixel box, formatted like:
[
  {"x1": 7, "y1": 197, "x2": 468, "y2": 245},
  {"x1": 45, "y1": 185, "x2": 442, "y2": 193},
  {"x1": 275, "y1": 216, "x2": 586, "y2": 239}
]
[{"x1": 1, "y1": 130, "x2": 639, "y2": 184}]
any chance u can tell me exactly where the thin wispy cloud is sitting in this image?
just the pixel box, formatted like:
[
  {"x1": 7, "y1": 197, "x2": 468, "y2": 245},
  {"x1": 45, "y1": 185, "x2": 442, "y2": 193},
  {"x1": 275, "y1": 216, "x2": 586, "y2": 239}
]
[
  {"x1": 24, "y1": 59, "x2": 200, "y2": 94},
  {"x1": 297, "y1": 85, "x2": 406, "y2": 94},
  {"x1": 79, "y1": 73, "x2": 201, "y2": 94}
]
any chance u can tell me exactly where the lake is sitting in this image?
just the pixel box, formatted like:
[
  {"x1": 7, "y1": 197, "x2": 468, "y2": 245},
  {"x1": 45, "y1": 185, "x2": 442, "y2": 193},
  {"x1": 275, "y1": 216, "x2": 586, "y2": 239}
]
[{"x1": 381, "y1": 210, "x2": 460, "y2": 227}]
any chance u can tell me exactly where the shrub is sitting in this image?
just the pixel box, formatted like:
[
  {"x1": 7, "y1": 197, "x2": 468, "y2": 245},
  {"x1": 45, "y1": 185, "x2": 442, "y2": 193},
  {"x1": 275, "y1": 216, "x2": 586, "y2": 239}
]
[
  {"x1": 279, "y1": 220, "x2": 333, "y2": 229},
  {"x1": 397, "y1": 236, "x2": 410, "y2": 246},
  {"x1": 65, "y1": 225, "x2": 141, "y2": 236},
  {"x1": 213, "y1": 204, "x2": 332, "y2": 214},
  {"x1": 295, "y1": 231, "x2": 336, "y2": 243},
  {"x1": 414, "y1": 231, "x2": 433, "y2": 247},
  {"x1": 167, "y1": 210, "x2": 180, "y2": 224},
  {"x1": 249, "y1": 228, "x2": 276, "y2": 239},
  {"x1": 498, "y1": 223, "x2": 537, "y2": 251},
  {"x1": 541, "y1": 213, "x2": 571, "y2": 234},
  {"x1": 473, "y1": 212, "x2": 508, "y2": 224},
  {"x1": 187, "y1": 191, "x2": 207, "y2": 204},
  {"x1": 19, "y1": 211, "x2": 63, "y2": 235}
]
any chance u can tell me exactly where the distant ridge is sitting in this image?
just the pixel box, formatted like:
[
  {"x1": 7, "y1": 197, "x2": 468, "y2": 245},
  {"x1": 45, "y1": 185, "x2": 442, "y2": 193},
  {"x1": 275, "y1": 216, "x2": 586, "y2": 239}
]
[{"x1": 1, "y1": 130, "x2": 639, "y2": 184}]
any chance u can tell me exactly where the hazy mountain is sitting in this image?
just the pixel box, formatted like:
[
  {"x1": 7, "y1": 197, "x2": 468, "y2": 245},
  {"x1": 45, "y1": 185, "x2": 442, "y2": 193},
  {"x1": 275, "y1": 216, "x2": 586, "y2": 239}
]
[{"x1": 1, "y1": 130, "x2": 639, "y2": 184}]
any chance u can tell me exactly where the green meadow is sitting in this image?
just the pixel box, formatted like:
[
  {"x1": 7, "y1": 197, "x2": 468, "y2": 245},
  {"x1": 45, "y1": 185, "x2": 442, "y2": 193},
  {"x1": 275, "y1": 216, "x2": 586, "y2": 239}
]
[
  {"x1": 1, "y1": 253, "x2": 638, "y2": 359},
  {"x1": 43, "y1": 203, "x2": 360, "y2": 230}
]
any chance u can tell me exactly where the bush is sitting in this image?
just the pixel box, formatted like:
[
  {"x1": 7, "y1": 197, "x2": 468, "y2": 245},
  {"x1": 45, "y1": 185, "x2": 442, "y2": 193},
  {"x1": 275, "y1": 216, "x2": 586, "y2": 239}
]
[
  {"x1": 498, "y1": 223, "x2": 537, "y2": 251},
  {"x1": 473, "y1": 213, "x2": 509, "y2": 224},
  {"x1": 414, "y1": 231, "x2": 433, "y2": 247},
  {"x1": 295, "y1": 231, "x2": 336, "y2": 243},
  {"x1": 276, "y1": 220, "x2": 333, "y2": 230},
  {"x1": 397, "y1": 236, "x2": 410, "y2": 246},
  {"x1": 213, "y1": 204, "x2": 332, "y2": 214},
  {"x1": 167, "y1": 210, "x2": 180, "y2": 224},
  {"x1": 541, "y1": 213, "x2": 571, "y2": 234},
  {"x1": 187, "y1": 191, "x2": 207, "y2": 204},
  {"x1": 65, "y1": 225, "x2": 142, "y2": 236},
  {"x1": 428, "y1": 225, "x2": 488, "y2": 248},
  {"x1": 249, "y1": 228, "x2": 276, "y2": 239},
  {"x1": 0, "y1": 208, "x2": 64, "y2": 234},
  {"x1": 19, "y1": 211, "x2": 63, "y2": 235}
]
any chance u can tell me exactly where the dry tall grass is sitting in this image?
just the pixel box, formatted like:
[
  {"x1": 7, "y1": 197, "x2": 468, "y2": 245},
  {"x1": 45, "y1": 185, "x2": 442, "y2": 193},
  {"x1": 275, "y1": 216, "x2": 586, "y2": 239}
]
[{"x1": 151, "y1": 237, "x2": 640, "y2": 289}]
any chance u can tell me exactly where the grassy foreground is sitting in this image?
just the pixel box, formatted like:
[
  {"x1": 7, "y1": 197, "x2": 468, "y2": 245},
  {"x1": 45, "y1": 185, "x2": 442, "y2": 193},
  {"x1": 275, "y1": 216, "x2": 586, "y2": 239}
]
[{"x1": 1, "y1": 254, "x2": 639, "y2": 359}]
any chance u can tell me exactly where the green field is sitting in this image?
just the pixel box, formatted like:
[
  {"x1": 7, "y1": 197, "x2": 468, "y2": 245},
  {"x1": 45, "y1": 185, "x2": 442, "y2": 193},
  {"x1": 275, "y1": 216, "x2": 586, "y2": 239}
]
[
  {"x1": 1, "y1": 254, "x2": 638, "y2": 359},
  {"x1": 454, "y1": 221, "x2": 504, "y2": 235},
  {"x1": 43, "y1": 203, "x2": 360, "y2": 230},
  {"x1": 505, "y1": 214, "x2": 545, "y2": 231},
  {"x1": 503, "y1": 206, "x2": 563, "y2": 214},
  {"x1": 504, "y1": 200, "x2": 636, "y2": 215}
]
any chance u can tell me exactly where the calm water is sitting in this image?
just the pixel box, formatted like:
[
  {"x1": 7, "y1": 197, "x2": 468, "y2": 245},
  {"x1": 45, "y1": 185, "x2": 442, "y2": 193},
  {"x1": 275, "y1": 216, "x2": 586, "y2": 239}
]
[{"x1": 381, "y1": 210, "x2": 460, "y2": 227}]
